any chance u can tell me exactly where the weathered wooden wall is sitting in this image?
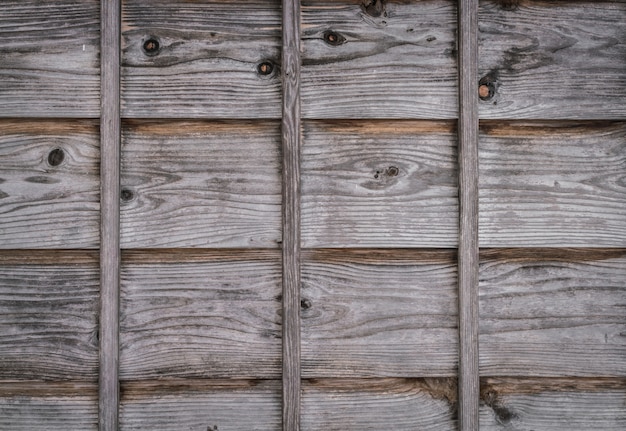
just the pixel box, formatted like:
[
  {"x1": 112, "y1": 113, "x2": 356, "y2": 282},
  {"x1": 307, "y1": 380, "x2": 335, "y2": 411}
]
[{"x1": 1, "y1": 0, "x2": 625, "y2": 430}]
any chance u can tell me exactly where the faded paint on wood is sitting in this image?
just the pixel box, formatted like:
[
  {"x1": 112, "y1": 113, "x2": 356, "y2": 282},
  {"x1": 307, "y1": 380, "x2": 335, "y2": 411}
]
[
  {"x1": 479, "y1": 0, "x2": 626, "y2": 119},
  {"x1": 0, "y1": 120, "x2": 100, "y2": 249},
  {"x1": 121, "y1": 0, "x2": 282, "y2": 119},
  {"x1": 480, "y1": 248, "x2": 626, "y2": 377},
  {"x1": 120, "y1": 121, "x2": 282, "y2": 248},
  {"x1": 479, "y1": 121, "x2": 626, "y2": 247},
  {"x1": 301, "y1": 249, "x2": 458, "y2": 377},
  {"x1": 119, "y1": 250, "x2": 281, "y2": 380},
  {"x1": 0, "y1": 0, "x2": 100, "y2": 118},
  {"x1": 301, "y1": 120, "x2": 458, "y2": 248},
  {"x1": 301, "y1": 0, "x2": 458, "y2": 119}
]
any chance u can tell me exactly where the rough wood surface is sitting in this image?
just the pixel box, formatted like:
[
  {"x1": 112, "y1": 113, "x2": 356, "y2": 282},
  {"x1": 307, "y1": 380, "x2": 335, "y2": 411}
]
[
  {"x1": 121, "y1": 0, "x2": 281, "y2": 118},
  {"x1": 301, "y1": 0, "x2": 457, "y2": 119},
  {"x1": 119, "y1": 250, "x2": 282, "y2": 380},
  {"x1": 0, "y1": 252, "x2": 99, "y2": 382},
  {"x1": 479, "y1": 121, "x2": 626, "y2": 247},
  {"x1": 302, "y1": 120, "x2": 458, "y2": 248},
  {"x1": 479, "y1": 0, "x2": 626, "y2": 119},
  {"x1": 480, "y1": 377, "x2": 626, "y2": 430},
  {"x1": 0, "y1": 0, "x2": 100, "y2": 118},
  {"x1": 0, "y1": 120, "x2": 100, "y2": 249},
  {"x1": 120, "y1": 380, "x2": 281, "y2": 431},
  {"x1": 480, "y1": 249, "x2": 626, "y2": 377},
  {"x1": 301, "y1": 378, "x2": 457, "y2": 430},
  {"x1": 301, "y1": 249, "x2": 458, "y2": 377},
  {"x1": 120, "y1": 121, "x2": 282, "y2": 248}
]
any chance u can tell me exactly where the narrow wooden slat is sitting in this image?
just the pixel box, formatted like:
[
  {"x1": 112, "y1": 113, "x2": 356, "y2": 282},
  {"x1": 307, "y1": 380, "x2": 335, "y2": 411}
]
[
  {"x1": 100, "y1": 0, "x2": 121, "y2": 430},
  {"x1": 301, "y1": 249, "x2": 458, "y2": 377},
  {"x1": 281, "y1": 0, "x2": 302, "y2": 428},
  {"x1": 457, "y1": 0, "x2": 480, "y2": 430}
]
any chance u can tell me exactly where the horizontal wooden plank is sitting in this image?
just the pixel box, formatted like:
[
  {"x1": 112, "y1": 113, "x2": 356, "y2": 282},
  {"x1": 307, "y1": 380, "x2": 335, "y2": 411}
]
[
  {"x1": 301, "y1": 378, "x2": 457, "y2": 430},
  {"x1": 479, "y1": 121, "x2": 626, "y2": 247},
  {"x1": 0, "y1": 258, "x2": 99, "y2": 381},
  {"x1": 0, "y1": 120, "x2": 100, "y2": 249},
  {"x1": 478, "y1": 0, "x2": 626, "y2": 119},
  {"x1": 121, "y1": 0, "x2": 281, "y2": 118},
  {"x1": 301, "y1": 0, "x2": 458, "y2": 119},
  {"x1": 0, "y1": 0, "x2": 100, "y2": 117},
  {"x1": 480, "y1": 249, "x2": 626, "y2": 376},
  {"x1": 120, "y1": 121, "x2": 282, "y2": 248},
  {"x1": 301, "y1": 249, "x2": 457, "y2": 377},
  {"x1": 120, "y1": 380, "x2": 281, "y2": 430},
  {"x1": 120, "y1": 250, "x2": 282, "y2": 379},
  {"x1": 302, "y1": 120, "x2": 458, "y2": 247},
  {"x1": 480, "y1": 377, "x2": 626, "y2": 430}
]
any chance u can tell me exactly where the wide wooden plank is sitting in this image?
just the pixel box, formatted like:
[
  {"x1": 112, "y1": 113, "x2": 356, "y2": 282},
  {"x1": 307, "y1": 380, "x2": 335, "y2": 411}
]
[
  {"x1": 301, "y1": 250, "x2": 458, "y2": 377},
  {"x1": 120, "y1": 121, "x2": 282, "y2": 248},
  {"x1": 478, "y1": 0, "x2": 626, "y2": 119},
  {"x1": 0, "y1": 120, "x2": 100, "y2": 249},
  {"x1": 120, "y1": 250, "x2": 282, "y2": 380},
  {"x1": 121, "y1": 0, "x2": 281, "y2": 118},
  {"x1": 120, "y1": 380, "x2": 281, "y2": 431},
  {"x1": 301, "y1": 0, "x2": 457, "y2": 119},
  {"x1": 0, "y1": 0, "x2": 100, "y2": 117},
  {"x1": 0, "y1": 252, "x2": 99, "y2": 381},
  {"x1": 302, "y1": 120, "x2": 458, "y2": 247},
  {"x1": 480, "y1": 249, "x2": 626, "y2": 377},
  {"x1": 301, "y1": 378, "x2": 457, "y2": 430},
  {"x1": 480, "y1": 378, "x2": 626, "y2": 430},
  {"x1": 479, "y1": 121, "x2": 626, "y2": 247}
]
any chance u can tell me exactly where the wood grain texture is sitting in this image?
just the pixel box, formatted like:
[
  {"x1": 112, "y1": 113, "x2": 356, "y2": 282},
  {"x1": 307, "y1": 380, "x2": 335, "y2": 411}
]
[
  {"x1": 301, "y1": 0, "x2": 457, "y2": 119},
  {"x1": 0, "y1": 0, "x2": 100, "y2": 118},
  {"x1": 301, "y1": 120, "x2": 458, "y2": 248},
  {"x1": 120, "y1": 121, "x2": 282, "y2": 248},
  {"x1": 120, "y1": 380, "x2": 281, "y2": 431},
  {"x1": 119, "y1": 250, "x2": 282, "y2": 380},
  {"x1": 480, "y1": 377, "x2": 626, "y2": 430},
  {"x1": 301, "y1": 378, "x2": 457, "y2": 430},
  {"x1": 480, "y1": 249, "x2": 626, "y2": 377},
  {"x1": 479, "y1": 121, "x2": 626, "y2": 247},
  {"x1": 121, "y1": 0, "x2": 281, "y2": 118},
  {"x1": 301, "y1": 249, "x2": 458, "y2": 377},
  {"x1": 479, "y1": 0, "x2": 626, "y2": 119},
  {"x1": 0, "y1": 120, "x2": 100, "y2": 249},
  {"x1": 0, "y1": 254, "x2": 99, "y2": 381}
]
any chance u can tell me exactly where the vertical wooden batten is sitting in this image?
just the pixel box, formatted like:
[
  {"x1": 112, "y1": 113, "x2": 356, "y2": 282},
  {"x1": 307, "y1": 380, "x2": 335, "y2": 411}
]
[
  {"x1": 282, "y1": 0, "x2": 302, "y2": 429},
  {"x1": 457, "y1": 0, "x2": 480, "y2": 430},
  {"x1": 100, "y1": 0, "x2": 121, "y2": 430}
]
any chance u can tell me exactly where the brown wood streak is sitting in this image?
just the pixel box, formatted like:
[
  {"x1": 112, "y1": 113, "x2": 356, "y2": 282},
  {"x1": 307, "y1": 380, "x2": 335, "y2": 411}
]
[
  {"x1": 100, "y1": 0, "x2": 121, "y2": 430},
  {"x1": 458, "y1": 0, "x2": 480, "y2": 430},
  {"x1": 282, "y1": 0, "x2": 302, "y2": 428}
]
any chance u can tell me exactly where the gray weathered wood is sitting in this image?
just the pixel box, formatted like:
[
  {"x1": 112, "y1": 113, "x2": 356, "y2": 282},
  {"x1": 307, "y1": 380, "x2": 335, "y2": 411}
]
[
  {"x1": 479, "y1": 0, "x2": 626, "y2": 119},
  {"x1": 458, "y1": 0, "x2": 480, "y2": 430},
  {"x1": 119, "y1": 380, "x2": 281, "y2": 431},
  {"x1": 302, "y1": 120, "x2": 458, "y2": 248},
  {"x1": 480, "y1": 378, "x2": 626, "y2": 430},
  {"x1": 120, "y1": 121, "x2": 282, "y2": 248},
  {"x1": 301, "y1": 378, "x2": 457, "y2": 430},
  {"x1": 0, "y1": 0, "x2": 100, "y2": 118},
  {"x1": 119, "y1": 250, "x2": 281, "y2": 380},
  {"x1": 282, "y1": 0, "x2": 302, "y2": 428},
  {"x1": 301, "y1": 0, "x2": 458, "y2": 119},
  {"x1": 479, "y1": 121, "x2": 626, "y2": 247},
  {"x1": 121, "y1": 0, "x2": 281, "y2": 119},
  {"x1": 0, "y1": 120, "x2": 100, "y2": 249},
  {"x1": 0, "y1": 251, "x2": 99, "y2": 381},
  {"x1": 301, "y1": 249, "x2": 458, "y2": 377},
  {"x1": 480, "y1": 248, "x2": 626, "y2": 377},
  {"x1": 100, "y1": 0, "x2": 121, "y2": 429}
]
